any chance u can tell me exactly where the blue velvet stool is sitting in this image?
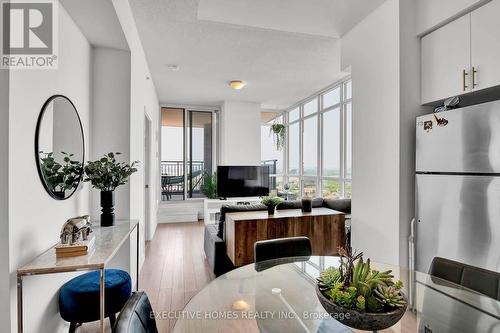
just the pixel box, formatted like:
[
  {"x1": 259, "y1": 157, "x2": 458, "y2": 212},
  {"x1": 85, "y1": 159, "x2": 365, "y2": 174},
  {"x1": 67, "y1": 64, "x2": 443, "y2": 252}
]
[{"x1": 59, "y1": 269, "x2": 132, "y2": 333}]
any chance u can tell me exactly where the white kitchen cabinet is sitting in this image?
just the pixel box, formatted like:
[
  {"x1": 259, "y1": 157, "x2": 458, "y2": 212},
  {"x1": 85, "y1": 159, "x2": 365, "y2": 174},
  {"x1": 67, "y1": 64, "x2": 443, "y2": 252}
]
[
  {"x1": 421, "y1": 14, "x2": 471, "y2": 104},
  {"x1": 471, "y1": 0, "x2": 500, "y2": 91}
]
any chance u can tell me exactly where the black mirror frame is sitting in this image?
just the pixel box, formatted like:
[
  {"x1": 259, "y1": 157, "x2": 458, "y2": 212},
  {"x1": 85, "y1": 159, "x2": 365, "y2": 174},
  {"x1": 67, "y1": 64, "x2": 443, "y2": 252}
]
[{"x1": 34, "y1": 94, "x2": 85, "y2": 200}]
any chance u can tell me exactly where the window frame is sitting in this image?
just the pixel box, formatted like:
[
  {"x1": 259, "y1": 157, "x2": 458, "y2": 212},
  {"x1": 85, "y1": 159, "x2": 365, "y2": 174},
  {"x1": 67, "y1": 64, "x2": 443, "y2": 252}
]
[
  {"x1": 261, "y1": 115, "x2": 285, "y2": 192},
  {"x1": 283, "y1": 77, "x2": 352, "y2": 199},
  {"x1": 160, "y1": 106, "x2": 219, "y2": 202}
]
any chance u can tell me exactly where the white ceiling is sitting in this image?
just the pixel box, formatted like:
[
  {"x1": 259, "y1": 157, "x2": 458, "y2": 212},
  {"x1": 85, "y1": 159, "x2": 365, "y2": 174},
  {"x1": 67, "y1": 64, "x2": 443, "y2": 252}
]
[
  {"x1": 61, "y1": 0, "x2": 129, "y2": 51},
  {"x1": 130, "y1": 0, "x2": 385, "y2": 109},
  {"x1": 198, "y1": 0, "x2": 386, "y2": 38}
]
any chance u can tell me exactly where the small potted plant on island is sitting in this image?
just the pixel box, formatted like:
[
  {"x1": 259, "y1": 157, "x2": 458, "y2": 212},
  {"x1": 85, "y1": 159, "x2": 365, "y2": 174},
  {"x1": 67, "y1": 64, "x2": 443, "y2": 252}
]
[
  {"x1": 83, "y1": 152, "x2": 139, "y2": 227},
  {"x1": 316, "y1": 247, "x2": 407, "y2": 331},
  {"x1": 261, "y1": 194, "x2": 284, "y2": 216}
]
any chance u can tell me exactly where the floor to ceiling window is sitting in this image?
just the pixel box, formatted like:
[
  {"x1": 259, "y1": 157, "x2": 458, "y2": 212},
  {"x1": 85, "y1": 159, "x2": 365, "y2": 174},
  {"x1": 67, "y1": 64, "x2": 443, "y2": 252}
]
[
  {"x1": 321, "y1": 79, "x2": 352, "y2": 199},
  {"x1": 161, "y1": 107, "x2": 216, "y2": 201},
  {"x1": 262, "y1": 77, "x2": 352, "y2": 199},
  {"x1": 261, "y1": 114, "x2": 284, "y2": 193}
]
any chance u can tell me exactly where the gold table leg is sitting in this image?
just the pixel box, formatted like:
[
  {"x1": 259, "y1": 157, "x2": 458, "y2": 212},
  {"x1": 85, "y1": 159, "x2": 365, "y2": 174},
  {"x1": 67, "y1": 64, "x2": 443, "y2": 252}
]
[{"x1": 100, "y1": 268, "x2": 105, "y2": 333}]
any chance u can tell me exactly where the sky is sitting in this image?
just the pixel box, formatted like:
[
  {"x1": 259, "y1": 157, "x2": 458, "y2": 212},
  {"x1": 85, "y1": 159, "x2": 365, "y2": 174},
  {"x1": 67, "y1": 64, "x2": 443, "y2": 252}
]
[{"x1": 161, "y1": 127, "x2": 205, "y2": 161}]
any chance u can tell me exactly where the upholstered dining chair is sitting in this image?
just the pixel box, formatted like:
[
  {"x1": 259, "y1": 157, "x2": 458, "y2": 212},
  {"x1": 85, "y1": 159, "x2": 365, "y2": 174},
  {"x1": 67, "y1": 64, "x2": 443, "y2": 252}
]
[
  {"x1": 113, "y1": 292, "x2": 158, "y2": 333},
  {"x1": 429, "y1": 256, "x2": 500, "y2": 300},
  {"x1": 254, "y1": 237, "x2": 312, "y2": 271}
]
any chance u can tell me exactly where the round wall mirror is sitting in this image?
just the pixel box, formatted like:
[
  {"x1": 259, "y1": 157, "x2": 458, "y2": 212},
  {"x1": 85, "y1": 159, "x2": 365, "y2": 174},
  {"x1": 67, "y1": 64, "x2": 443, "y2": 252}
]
[{"x1": 35, "y1": 95, "x2": 85, "y2": 200}]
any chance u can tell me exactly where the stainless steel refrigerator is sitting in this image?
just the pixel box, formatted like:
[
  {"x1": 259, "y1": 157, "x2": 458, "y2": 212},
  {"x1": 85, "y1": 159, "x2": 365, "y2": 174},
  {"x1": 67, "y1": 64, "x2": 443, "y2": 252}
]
[{"x1": 415, "y1": 100, "x2": 500, "y2": 274}]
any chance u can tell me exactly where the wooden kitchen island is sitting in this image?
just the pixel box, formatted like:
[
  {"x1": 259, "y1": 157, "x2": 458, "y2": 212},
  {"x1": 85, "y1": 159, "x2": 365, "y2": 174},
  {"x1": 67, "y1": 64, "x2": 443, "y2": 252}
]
[{"x1": 225, "y1": 208, "x2": 345, "y2": 266}]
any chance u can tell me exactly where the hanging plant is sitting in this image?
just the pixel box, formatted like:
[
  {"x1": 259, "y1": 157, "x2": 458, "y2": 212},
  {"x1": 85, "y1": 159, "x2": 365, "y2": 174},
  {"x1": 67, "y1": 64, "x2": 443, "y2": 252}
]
[{"x1": 270, "y1": 123, "x2": 286, "y2": 151}]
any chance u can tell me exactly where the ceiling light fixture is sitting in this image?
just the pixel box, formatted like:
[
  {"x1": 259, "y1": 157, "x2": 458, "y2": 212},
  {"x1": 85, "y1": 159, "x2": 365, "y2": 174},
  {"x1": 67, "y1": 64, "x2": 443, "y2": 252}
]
[
  {"x1": 229, "y1": 80, "x2": 247, "y2": 90},
  {"x1": 165, "y1": 64, "x2": 179, "y2": 71}
]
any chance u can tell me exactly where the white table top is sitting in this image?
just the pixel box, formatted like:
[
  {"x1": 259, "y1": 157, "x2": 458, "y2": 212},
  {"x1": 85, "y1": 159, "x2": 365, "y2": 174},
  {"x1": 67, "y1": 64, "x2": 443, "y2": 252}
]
[{"x1": 17, "y1": 220, "x2": 138, "y2": 276}]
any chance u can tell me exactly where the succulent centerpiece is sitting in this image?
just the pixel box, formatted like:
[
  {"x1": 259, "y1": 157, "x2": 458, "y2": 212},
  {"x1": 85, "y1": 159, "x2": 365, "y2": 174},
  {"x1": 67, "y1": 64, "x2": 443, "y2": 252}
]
[{"x1": 316, "y1": 247, "x2": 407, "y2": 331}]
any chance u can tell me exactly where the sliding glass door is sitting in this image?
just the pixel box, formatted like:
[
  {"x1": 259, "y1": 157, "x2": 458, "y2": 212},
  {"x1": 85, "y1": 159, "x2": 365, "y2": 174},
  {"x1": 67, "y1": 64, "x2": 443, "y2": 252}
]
[
  {"x1": 161, "y1": 108, "x2": 185, "y2": 201},
  {"x1": 161, "y1": 108, "x2": 215, "y2": 201},
  {"x1": 187, "y1": 111, "x2": 213, "y2": 198}
]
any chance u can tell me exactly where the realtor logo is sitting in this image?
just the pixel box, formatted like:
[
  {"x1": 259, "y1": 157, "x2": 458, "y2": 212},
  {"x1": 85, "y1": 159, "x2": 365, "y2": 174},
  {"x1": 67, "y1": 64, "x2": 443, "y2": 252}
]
[{"x1": 1, "y1": 0, "x2": 58, "y2": 69}]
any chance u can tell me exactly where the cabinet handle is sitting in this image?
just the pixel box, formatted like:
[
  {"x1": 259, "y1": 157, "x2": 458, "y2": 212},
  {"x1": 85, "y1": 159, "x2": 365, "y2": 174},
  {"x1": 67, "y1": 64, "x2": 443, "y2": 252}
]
[
  {"x1": 472, "y1": 66, "x2": 478, "y2": 88},
  {"x1": 462, "y1": 69, "x2": 468, "y2": 91}
]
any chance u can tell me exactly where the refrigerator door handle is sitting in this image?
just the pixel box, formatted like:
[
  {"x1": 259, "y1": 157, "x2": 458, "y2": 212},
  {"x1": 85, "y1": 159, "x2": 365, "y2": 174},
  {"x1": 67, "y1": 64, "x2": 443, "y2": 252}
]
[{"x1": 408, "y1": 217, "x2": 416, "y2": 311}]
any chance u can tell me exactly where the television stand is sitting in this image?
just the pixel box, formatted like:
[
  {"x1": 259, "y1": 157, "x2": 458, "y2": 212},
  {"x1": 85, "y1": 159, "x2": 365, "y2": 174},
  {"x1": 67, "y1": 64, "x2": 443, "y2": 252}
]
[{"x1": 204, "y1": 197, "x2": 261, "y2": 224}]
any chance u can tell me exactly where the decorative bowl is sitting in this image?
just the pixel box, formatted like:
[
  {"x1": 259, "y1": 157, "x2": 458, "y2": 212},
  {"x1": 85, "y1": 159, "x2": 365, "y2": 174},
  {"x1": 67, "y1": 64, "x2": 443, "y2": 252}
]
[{"x1": 315, "y1": 284, "x2": 408, "y2": 331}]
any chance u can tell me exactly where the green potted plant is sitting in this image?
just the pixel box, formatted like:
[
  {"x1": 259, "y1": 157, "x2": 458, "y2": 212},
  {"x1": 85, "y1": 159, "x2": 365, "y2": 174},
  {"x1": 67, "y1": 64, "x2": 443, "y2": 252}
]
[
  {"x1": 39, "y1": 151, "x2": 83, "y2": 198},
  {"x1": 269, "y1": 123, "x2": 286, "y2": 151},
  {"x1": 261, "y1": 194, "x2": 284, "y2": 215},
  {"x1": 83, "y1": 152, "x2": 139, "y2": 226},
  {"x1": 316, "y1": 247, "x2": 407, "y2": 331},
  {"x1": 201, "y1": 172, "x2": 217, "y2": 199}
]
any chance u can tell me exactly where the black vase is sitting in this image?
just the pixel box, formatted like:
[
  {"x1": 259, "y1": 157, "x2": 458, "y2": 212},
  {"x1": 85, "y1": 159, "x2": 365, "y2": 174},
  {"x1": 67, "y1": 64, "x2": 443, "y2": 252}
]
[
  {"x1": 100, "y1": 190, "x2": 115, "y2": 227},
  {"x1": 302, "y1": 198, "x2": 312, "y2": 213},
  {"x1": 53, "y1": 191, "x2": 66, "y2": 199},
  {"x1": 267, "y1": 204, "x2": 276, "y2": 215}
]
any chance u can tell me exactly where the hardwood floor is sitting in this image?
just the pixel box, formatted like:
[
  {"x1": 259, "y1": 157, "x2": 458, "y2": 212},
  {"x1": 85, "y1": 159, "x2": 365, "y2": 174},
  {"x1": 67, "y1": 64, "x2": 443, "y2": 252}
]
[
  {"x1": 140, "y1": 222, "x2": 214, "y2": 332},
  {"x1": 80, "y1": 221, "x2": 214, "y2": 333}
]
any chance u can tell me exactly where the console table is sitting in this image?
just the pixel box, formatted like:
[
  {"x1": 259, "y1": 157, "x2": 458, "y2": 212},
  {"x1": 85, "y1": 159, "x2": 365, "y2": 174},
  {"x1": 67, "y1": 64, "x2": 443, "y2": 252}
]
[
  {"x1": 16, "y1": 220, "x2": 139, "y2": 333},
  {"x1": 225, "y1": 208, "x2": 345, "y2": 266}
]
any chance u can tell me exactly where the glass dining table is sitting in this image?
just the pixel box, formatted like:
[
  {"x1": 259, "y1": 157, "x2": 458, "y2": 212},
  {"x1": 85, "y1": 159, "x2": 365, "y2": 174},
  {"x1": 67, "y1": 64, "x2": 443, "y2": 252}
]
[{"x1": 172, "y1": 256, "x2": 500, "y2": 333}]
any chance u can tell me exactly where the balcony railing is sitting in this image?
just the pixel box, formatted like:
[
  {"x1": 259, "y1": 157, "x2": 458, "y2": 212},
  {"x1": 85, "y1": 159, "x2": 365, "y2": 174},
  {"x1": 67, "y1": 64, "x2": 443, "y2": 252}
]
[
  {"x1": 161, "y1": 160, "x2": 205, "y2": 200},
  {"x1": 261, "y1": 159, "x2": 278, "y2": 190},
  {"x1": 261, "y1": 159, "x2": 277, "y2": 175}
]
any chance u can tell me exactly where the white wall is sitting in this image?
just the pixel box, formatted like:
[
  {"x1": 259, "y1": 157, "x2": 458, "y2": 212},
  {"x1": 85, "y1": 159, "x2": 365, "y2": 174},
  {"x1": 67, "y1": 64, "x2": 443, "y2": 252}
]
[
  {"x1": 112, "y1": 0, "x2": 160, "y2": 249},
  {"x1": 0, "y1": 65, "x2": 10, "y2": 332},
  {"x1": 8, "y1": 5, "x2": 92, "y2": 333},
  {"x1": 341, "y1": 0, "x2": 429, "y2": 267},
  {"x1": 91, "y1": 47, "x2": 132, "y2": 221},
  {"x1": 2, "y1": 1, "x2": 159, "y2": 331},
  {"x1": 399, "y1": 0, "x2": 431, "y2": 268},
  {"x1": 341, "y1": 0, "x2": 401, "y2": 266},
  {"x1": 219, "y1": 101, "x2": 261, "y2": 165}
]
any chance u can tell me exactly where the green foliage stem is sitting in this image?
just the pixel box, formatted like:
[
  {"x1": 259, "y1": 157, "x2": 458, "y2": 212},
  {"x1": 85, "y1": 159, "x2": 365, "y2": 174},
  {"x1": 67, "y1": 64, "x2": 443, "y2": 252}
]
[
  {"x1": 201, "y1": 172, "x2": 217, "y2": 199},
  {"x1": 39, "y1": 151, "x2": 82, "y2": 193},
  {"x1": 269, "y1": 123, "x2": 286, "y2": 151},
  {"x1": 261, "y1": 194, "x2": 284, "y2": 207},
  {"x1": 83, "y1": 152, "x2": 139, "y2": 191}
]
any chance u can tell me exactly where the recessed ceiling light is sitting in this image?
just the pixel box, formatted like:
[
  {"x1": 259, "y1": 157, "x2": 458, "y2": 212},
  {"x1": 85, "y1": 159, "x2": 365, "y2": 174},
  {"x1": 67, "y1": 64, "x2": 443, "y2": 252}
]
[
  {"x1": 232, "y1": 300, "x2": 250, "y2": 311},
  {"x1": 229, "y1": 80, "x2": 247, "y2": 90},
  {"x1": 165, "y1": 64, "x2": 179, "y2": 71}
]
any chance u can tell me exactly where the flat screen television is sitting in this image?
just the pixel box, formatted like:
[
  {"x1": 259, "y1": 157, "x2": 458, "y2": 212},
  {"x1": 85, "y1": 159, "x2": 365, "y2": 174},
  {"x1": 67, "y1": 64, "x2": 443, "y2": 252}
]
[{"x1": 217, "y1": 165, "x2": 270, "y2": 198}]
